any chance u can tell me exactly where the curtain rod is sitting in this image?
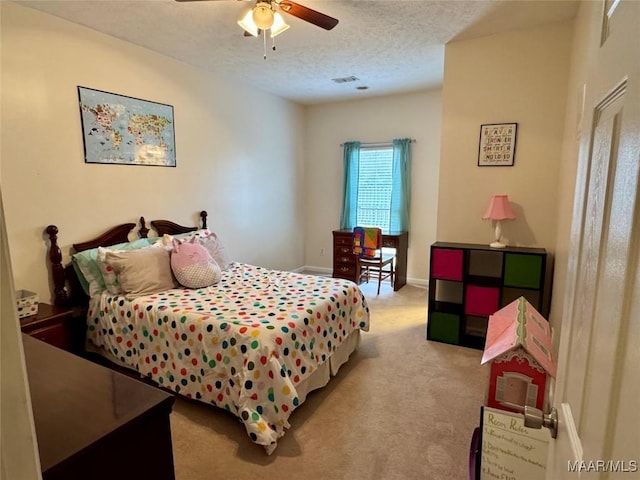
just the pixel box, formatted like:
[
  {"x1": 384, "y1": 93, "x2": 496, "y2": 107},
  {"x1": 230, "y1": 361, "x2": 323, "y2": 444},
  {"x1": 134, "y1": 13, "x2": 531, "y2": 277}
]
[{"x1": 339, "y1": 139, "x2": 416, "y2": 147}]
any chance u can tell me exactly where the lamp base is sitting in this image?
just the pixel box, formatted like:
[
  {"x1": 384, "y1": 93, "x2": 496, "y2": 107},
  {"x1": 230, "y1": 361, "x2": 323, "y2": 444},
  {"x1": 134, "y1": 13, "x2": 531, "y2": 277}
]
[{"x1": 490, "y1": 221, "x2": 507, "y2": 248}]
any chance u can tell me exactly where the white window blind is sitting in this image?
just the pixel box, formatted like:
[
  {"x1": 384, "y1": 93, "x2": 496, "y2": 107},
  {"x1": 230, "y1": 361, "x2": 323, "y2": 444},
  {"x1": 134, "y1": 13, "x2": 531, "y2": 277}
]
[{"x1": 356, "y1": 146, "x2": 393, "y2": 231}]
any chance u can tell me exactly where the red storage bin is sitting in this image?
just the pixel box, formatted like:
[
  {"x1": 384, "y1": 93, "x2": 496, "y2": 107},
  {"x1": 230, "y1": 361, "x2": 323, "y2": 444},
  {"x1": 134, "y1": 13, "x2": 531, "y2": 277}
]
[
  {"x1": 431, "y1": 248, "x2": 463, "y2": 281},
  {"x1": 465, "y1": 285, "x2": 500, "y2": 316}
]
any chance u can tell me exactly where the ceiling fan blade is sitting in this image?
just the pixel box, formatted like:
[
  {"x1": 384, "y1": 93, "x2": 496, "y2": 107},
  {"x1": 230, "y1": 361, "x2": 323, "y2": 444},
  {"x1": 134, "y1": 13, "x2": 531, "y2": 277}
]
[{"x1": 278, "y1": 1, "x2": 338, "y2": 30}]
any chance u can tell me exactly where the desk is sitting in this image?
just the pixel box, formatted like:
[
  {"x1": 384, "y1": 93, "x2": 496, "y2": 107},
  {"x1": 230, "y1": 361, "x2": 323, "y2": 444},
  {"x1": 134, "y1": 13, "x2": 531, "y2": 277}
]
[
  {"x1": 332, "y1": 229, "x2": 408, "y2": 291},
  {"x1": 23, "y1": 335, "x2": 176, "y2": 480}
]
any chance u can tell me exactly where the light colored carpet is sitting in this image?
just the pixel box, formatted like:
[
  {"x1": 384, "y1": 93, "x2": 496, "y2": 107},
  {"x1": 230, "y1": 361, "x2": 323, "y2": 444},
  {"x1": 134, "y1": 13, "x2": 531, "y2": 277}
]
[{"x1": 170, "y1": 280, "x2": 488, "y2": 480}]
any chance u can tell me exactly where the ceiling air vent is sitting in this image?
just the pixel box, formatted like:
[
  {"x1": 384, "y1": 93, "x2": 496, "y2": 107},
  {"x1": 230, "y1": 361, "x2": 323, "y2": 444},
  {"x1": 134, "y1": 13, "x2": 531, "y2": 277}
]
[{"x1": 332, "y1": 76, "x2": 359, "y2": 84}]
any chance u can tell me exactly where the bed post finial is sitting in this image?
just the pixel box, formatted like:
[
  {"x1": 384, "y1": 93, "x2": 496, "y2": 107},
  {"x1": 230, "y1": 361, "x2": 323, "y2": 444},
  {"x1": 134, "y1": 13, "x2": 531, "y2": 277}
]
[
  {"x1": 139, "y1": 216, "x2": 149, "y2": 238},
  {"x1": 45, "y1": 225, "x2": 69, "y2": 307},
  {"x1": 200, "y1": 211, "x2": 208, "y2": 230}
]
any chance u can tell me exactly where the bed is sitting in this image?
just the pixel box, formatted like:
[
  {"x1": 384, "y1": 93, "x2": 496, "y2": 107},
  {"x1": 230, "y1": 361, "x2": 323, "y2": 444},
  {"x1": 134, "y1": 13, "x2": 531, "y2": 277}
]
[{"x1": 45, "y1": 211, "x2": 370, "y2": 454}]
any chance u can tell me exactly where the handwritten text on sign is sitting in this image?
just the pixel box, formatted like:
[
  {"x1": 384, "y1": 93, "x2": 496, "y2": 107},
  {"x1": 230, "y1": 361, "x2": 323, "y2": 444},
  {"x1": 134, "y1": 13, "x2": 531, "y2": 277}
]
[{"x1": 481, "y1": 406, "x2": 550, "y2": 480}]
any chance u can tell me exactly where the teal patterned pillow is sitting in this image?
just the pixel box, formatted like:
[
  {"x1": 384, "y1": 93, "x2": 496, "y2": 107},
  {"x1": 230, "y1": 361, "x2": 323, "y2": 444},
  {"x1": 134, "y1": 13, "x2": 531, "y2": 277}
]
[{"x1": 72, "y1": 249, "x2": 101, "y2": 297}]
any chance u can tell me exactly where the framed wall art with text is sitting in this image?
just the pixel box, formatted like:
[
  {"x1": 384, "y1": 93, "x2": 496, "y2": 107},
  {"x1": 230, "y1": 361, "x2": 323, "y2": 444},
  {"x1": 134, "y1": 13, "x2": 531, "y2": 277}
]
[{"x1": 478, "y1": 123, "x2": 517, "y2": 167}]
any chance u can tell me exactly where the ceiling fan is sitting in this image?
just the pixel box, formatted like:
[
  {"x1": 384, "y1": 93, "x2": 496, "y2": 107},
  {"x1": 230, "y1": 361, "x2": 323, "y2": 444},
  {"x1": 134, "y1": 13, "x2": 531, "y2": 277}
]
[{"x1": 175, "y1": 0, "x2": 339, "y2": 36}]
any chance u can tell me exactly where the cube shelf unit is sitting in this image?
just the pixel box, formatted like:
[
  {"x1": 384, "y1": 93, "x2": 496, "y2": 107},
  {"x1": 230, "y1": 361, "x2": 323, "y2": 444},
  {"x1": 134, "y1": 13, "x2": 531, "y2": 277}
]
[{"x1": 427, "y1": 242, "x2": 549, "y2": 350}]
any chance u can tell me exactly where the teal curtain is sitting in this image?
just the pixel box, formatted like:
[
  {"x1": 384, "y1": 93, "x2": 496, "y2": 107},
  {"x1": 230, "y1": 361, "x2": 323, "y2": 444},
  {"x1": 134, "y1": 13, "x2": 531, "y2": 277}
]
[
  {"x1": 390, "y1": 138, "x2": 411, "y2": 232},
  {"x1": 339, "y1": 141, "x2": 361, "y2": 230}
]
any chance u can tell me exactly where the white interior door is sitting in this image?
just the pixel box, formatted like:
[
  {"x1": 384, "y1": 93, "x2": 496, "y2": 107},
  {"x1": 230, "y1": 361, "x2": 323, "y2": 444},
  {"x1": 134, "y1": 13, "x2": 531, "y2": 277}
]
[
  {"x1": 547, "y1": 0, "x2": 640, "y2": 478},
  {"x1": 1, "y1": 189, "x2": 41, "y2": 479}
]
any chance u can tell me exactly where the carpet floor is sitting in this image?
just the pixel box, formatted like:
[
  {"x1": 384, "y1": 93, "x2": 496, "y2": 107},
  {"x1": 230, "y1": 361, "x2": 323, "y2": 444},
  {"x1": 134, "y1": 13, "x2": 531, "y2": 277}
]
[{"x1": 170, "y1": 280, "x2": 488, "y2": 480}]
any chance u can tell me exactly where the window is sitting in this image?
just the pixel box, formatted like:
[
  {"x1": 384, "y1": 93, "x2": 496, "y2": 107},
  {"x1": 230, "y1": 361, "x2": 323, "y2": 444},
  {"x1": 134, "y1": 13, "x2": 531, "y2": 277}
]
[
  {"x1": 356, "y1": 146, "x2": 393, "y2": 230},
  {"x1": 496, "y1": 372, "x2": 539, "y2": 408},
  {"x1": 340, "y1": 138, "x2": 412, "y2": 233}
]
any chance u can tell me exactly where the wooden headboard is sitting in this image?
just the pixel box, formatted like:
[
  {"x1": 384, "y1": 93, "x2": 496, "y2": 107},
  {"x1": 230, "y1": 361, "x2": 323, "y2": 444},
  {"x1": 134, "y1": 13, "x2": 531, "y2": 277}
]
[
  {"x1": 151, "y1": 210, "x2": 207, "y2": 237},
  {"x1": 46, "y1": 211, "x2": 208, "y2": 308}
]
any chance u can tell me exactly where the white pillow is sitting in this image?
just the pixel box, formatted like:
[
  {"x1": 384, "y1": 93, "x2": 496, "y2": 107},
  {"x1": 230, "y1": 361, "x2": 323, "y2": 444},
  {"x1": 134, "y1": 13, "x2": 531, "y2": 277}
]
[
  {"x1": 152, "y1": 230, "x2": 232, "y2": 270},
  {"x1": 104, "y1": 247, "x2": 176, "y2": 297},
  {"x1": 97, "y1": 243, "x2": 153, "y2": 295},
  {"x1": 152, "y1": 230, "x2": 204, "y2": 249},
  {"x1": 198, "y1": 232, "x2": 232, "y2": 270},
  {"x1": 97, "y1": 247, "x2": 121, "y2": 294}
]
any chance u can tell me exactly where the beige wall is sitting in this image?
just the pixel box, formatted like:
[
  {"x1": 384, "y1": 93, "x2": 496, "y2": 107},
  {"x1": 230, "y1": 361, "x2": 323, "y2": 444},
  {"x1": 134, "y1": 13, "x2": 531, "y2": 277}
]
[
  {"x1": 1, "y1": 3, "x2": 586, "y2": 322},
  {"x1": 1, "y1": 3, "x2": 305, "y2": 304},
  {"x1": 438, "y1": 21, "x2": 574, "y2": 253},
  {"x1": 303, "y1": 90, "x2": 442, "y2": 284},
  {"x1": 0, "y1": 3, "x2": 605, "y2": 475}
]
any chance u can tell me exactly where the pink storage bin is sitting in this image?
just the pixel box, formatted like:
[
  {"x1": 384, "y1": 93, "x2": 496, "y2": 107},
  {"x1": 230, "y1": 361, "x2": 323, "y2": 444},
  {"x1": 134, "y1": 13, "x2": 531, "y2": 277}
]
[
  {"x1": 465, "y1": 285, "x2": 499, "y2": 316},
  {"x1": 431, "y1": 248, "x2": 463, "y2": 281}
]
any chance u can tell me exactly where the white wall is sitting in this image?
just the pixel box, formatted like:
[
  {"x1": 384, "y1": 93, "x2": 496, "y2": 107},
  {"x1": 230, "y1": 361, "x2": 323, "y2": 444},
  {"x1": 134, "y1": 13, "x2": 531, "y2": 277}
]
[
  {"x1": 1, "y1": 3, "x2": 305, "y2": 304},
  {"x1": 438, "y1": 21, "x2": 574, "y2": 256},
  {"x1": 0, "y1": 3, "x2": 586, "y2": 320},
  {"x1": 303, "y1": 90, "x2": 442, "y2": 284}
]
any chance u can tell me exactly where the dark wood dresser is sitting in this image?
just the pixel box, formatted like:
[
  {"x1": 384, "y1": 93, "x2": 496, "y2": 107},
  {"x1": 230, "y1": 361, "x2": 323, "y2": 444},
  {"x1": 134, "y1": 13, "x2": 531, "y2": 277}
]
[
  {"x1": 23, "y1": 334, "x2": 176, "y2": 480},
  {"x1": 332, "y1": 229, "x2": 409, "y2": 291}
]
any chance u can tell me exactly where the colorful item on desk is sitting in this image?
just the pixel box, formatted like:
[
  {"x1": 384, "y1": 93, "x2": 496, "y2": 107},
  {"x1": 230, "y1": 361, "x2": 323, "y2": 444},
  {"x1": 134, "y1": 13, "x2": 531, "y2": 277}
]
[{"x1": 353, "y1": 227, "x2": 381, "y2": 257}]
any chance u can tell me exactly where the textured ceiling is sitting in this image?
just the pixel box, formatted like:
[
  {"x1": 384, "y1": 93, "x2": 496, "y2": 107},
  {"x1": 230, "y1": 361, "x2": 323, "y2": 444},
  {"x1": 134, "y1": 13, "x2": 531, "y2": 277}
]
[{"x1": 14, "y1": 0, "x2": 579, "y2": 105}]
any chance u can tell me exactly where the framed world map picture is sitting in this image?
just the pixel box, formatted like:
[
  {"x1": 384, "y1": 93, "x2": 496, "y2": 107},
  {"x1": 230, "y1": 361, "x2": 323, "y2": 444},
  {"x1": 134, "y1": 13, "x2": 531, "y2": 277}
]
[{"x1": 77, "y1": 86, "x2": 176, "y2": 167}]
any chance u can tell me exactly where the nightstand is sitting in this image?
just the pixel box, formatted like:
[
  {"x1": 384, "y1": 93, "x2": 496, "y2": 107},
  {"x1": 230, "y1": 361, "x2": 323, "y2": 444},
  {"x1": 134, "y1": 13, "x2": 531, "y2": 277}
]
[{"x1": 20, "y1": 303, "x2": 74, "y2": 352}]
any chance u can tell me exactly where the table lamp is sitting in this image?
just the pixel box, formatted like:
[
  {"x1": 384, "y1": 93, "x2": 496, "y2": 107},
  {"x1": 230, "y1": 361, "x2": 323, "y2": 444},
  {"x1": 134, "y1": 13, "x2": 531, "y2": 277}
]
[{"x1": 483, "y1": 194, "x2": 516, "y2": 248}]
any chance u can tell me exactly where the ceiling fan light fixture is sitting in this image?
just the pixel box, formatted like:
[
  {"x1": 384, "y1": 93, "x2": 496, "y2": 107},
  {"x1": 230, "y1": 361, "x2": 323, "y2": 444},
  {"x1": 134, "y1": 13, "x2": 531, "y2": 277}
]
[
  {"x1": 270, "y1": 12, "x2": 290, "y2": 38},
  {"x1": 237, "y1": 9, "x2": 259, "y2": 37},
  {"x1": 252, "y1": 2, "x2": 275, "y2": 30},
  {"x1": 230, "y1": 0, "x2": 339, "y2": 58}
]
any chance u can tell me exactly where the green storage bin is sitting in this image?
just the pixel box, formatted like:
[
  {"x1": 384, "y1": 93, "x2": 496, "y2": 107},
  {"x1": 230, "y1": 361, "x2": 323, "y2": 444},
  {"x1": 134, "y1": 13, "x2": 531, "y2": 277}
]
[
  {"x1": 428, "y1": 312, "x2": 460, "y2": 344},
  {"x1": 504, "y1": 253, "x2": 543, "y2": 289}
]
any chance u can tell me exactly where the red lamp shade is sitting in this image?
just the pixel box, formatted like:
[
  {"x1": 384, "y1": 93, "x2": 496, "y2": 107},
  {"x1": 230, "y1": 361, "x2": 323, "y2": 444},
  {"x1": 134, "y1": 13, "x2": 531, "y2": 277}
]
[{"x1": 483, "y1": 194, "x2": 516, "y2": 221}]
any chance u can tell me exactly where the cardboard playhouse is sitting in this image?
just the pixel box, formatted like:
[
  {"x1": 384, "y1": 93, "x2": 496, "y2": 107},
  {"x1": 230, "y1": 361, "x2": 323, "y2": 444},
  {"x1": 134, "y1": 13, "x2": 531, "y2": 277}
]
[{"x1": 481, "y1": 297, "x2": 556, "y2": 414}]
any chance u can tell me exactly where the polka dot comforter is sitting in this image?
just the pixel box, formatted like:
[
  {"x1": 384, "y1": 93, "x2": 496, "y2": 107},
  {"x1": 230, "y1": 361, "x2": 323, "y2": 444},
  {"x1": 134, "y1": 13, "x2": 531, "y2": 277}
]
[{"x1": 86, "y1": 262, "x2": 370, "y2": 450}]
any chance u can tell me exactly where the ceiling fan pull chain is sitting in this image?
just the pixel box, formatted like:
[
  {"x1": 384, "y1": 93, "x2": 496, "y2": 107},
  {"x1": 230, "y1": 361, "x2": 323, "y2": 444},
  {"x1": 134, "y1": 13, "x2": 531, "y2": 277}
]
[
  {"x1": 263, "y1": 29, "x2": 267, "y2": 60},
  {"x1": 272, "y1": 35, "x2": 276, "y2": 52}
]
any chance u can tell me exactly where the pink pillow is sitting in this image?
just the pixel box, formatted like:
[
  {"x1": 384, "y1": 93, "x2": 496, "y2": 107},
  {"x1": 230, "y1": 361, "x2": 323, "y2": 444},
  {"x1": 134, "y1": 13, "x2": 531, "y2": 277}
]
[{"x1": 170, "y1": 238, "x2": 221, "y2": 288}]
